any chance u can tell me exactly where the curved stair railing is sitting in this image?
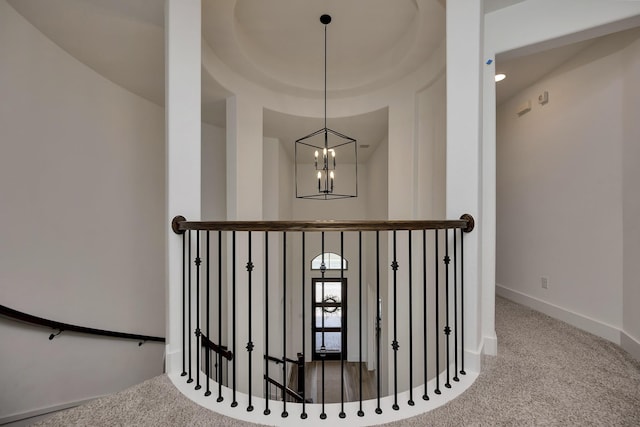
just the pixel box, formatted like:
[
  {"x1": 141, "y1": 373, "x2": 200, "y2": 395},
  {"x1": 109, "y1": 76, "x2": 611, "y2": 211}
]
[
  {"x1": 0, "y1": 304, "x2": 164, "y2": 345},
  {"x1": 170, "y1": 214, "x2": 475, "y2": 424}
]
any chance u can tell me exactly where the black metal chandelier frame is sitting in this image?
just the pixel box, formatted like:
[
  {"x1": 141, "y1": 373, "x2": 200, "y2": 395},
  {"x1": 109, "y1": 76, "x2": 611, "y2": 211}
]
[{"x1": 295, "y1": 14, "x2": 358, "y2": 201}]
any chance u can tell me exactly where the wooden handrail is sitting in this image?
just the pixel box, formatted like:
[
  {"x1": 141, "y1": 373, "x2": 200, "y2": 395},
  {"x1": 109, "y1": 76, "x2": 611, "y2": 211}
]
[
  {"x1": 0, "y1": 304, "x2": 164, "y2": 344},
  {"x1": 265, "y1": 354, "x2": 302, "y2": 366},
  {"x1": 201, "y1": 333, "x2": 233, "y2": 360},
  {"x1": 172, "y1": 214, "x2": 475, "y2": 234},
  {"x1": 264, "y1": 375, "x2": 306, "y2": 403}
]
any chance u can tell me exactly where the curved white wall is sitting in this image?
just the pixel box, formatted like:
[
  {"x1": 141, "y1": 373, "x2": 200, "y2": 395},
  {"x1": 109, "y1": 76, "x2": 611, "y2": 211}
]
[
  {"x1": 0, "y1": 0, "x2": 165, "y2": 420},
  {"x1": 622, "y1": 33, "x2": 640, "y2": 361}
]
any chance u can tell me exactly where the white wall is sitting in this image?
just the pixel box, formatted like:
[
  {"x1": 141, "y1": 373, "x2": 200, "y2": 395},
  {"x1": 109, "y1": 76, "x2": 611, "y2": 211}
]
[
  {"x1": 366, "y1": 137, "x2": 389, "y2": 220},
  {"x1": 417, "y1": 75, "x2": 447, "y2": 220},
  {"x1": 483, "y1": 0, "x2": 640, "y2": 362},
  {"x1": 622, "y1": 35, "x2": 640, "y2": 360},
  {"x1": 0, "y1": 0, "x2": 165, "y2": 420},
  {"x1": 202, "y1": 123, "x2": 226, "y2": 220},
  {"x1": 278, "y1": 142, "x2": 293, "y2": 220},
  {"x1": 292, "y1": 172, "x2": 369, "y2": 220},
  {"x1": 496, "y1": 28, "x2": 640, "y2": 346}
]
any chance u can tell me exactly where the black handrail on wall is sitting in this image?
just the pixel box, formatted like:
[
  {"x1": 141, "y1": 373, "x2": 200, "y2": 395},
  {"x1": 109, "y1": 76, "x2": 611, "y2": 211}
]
[{"x1": 0, "y1": 304, "x2": 165, "y2": 344}]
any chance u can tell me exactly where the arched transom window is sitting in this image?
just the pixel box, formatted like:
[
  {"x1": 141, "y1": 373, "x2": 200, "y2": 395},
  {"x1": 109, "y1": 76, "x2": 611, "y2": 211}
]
[{"x1": 310, "y1": 252, "x2": 348, "y2": 270}]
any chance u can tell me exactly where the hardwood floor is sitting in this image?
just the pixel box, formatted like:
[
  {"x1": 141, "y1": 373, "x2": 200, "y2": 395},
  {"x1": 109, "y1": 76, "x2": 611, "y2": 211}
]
[{"x1": 289, "y1": 361, "x2": 376, "y2": 404}]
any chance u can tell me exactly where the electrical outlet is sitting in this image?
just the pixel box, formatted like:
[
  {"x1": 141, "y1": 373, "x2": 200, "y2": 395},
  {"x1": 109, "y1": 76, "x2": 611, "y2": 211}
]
[{"x1": 541, "y1": 276, "x2": 549, "y2": 289}]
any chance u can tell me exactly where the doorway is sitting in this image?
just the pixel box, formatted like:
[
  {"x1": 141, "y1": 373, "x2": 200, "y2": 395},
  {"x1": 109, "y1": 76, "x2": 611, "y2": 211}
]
[{"x1": 312, "y1": 278, "x2": 347, "y2": 360}]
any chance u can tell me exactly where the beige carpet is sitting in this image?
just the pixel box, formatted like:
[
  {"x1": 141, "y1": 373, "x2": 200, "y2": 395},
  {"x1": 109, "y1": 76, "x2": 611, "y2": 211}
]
[{"x1": 33, "y1": 297, "x2": 640, "y2": 426}]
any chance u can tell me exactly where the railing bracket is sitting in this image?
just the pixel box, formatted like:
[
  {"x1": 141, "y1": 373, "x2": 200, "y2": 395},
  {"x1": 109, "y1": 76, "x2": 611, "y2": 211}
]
[
  {"x1": 172, "y1": 215, "x2": 186, "y2": 235},
  {"x1": 49, "y1": 329, "x2": 63, "y2": 340},
  {"x1": 460, "y1": 213, "x2": 475, "y2": 233}
]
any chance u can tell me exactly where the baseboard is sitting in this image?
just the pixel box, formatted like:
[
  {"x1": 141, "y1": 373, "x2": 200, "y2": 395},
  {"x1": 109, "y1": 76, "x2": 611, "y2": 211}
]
[
  {"x1": 482, "y1": 332, "x2": 498, "y2": 356},
  {"x1": 165, "y1": 347, "x2": 182, "y2": 374},
  {"x1": 0, "y1": 396, "x2": 98, "y2": 426},
  {"x1": 496, "y1": 284, "x2": 621, "y2": 345},
  {"x1": 463, "y1": 346, "x2": 482, "y2": 374},
  {"x1": 621, "y1": 331, "x2": 640, "y2": 362}
]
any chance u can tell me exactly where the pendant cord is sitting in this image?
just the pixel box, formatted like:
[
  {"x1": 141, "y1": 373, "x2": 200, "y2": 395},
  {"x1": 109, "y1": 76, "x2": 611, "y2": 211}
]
[{"x1": 324, "y1": 22, "x2": 327, "y2": 133}]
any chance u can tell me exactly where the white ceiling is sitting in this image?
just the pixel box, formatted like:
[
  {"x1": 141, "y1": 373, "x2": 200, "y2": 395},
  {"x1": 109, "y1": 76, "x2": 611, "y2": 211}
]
[
  {"x1": 7, "y1": 0, "x2": 624, "y2": 157},
  {"x1": 202, "y1": 0, "x2": 445, "y2": 98},
  {"x1": 264, "y1": 107, "x2": 389, "y2": 163},
  {"x1": 484, "y1": 0, "x2": 527, "y2": 14},
  {"x1": 8, "y1": 0, "x2": 165, "y2": 106},
  {"x1": 495, "y1": 39, "x2": 597, "y2": 105}
]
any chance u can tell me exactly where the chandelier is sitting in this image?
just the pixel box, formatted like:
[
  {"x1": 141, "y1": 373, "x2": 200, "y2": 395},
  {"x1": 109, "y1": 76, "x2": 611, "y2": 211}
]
[{"x1": 295, "y1": 14, "x2": 358, "y2": 200}]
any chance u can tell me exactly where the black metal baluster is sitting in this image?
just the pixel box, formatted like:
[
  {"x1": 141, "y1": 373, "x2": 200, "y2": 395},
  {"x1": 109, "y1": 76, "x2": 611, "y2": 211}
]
[
  {"x1": 206, "y1": 231, "x2": 211, "y2": 396},
  {"x1": 195, "y1": 231, "x2": 202, "y2": 391},
  {"x1": 188, "y1": 230, "x2": 193, "y2": 384},
  {"x1": 339, "y1": 231, "x2": 346, "y2": 418},
  {"x1": 358, "y1": 231, "x2": 364, "y2": 417},
  {"x1": 301, "y1": 232, "x2": 307, "y2": 419},
  {"x1": 434, "y1": 230, "x2": 440, "y2": 395},
  {"x1": 217, "y1": 231, "x2": 224, "y2": 402},
  {"x1": 264, "y1": 232, "x2": 271, "y2": 415},
  {"x1": 408, "y1": 230, "x2": 414, "y2": 406},
  {"x1": 231, "y1": 231, "x2": 237, "y2": 407},
  {"x1": 460, "y1": 230, "x2": 466, "y2": 376},
  {"x1": 453, "y1": 229, "x2": 459, "y2": 383},
  {"x1": 205, "y1": 350, "x2": 210, "y2": 398},
  {"x1": 444, "y1": 229, "x2": 451, "y2": 389},
  {"x1": 182, "y1": 232, "x2": 187, "y2": 378},
  {"x1": 320, "y1": 232, "x2": 327, "y2": 420},
  {"x1": 391, "y1": 231, "x2": 399, "y2": 411},
  {"x1": 422, "y1": 230, "x2": 429, "y2": 401},
  {"x1": 282, "y1": 232, "x2": 288, "y2": 418},
  {"x1": 246, "y1": 232, "x2": 254, "y2": 412},
  {"x1": 375, "y1": 231, "x2": 382, "y2": 415}
]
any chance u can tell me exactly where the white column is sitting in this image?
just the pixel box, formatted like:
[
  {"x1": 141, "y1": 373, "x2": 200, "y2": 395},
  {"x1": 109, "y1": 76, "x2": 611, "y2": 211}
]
[
  {"x1": 165, "y1": 0, "x2": 201, "y2": 374},
  {"x1": 481, "y1": 47, "x2": 497, "y2": 356},
  {"x1": 388, "y1": 96, "x2": 417, "y2": 220},
  {"x1": 226, "y1": 95, "x2": 265, "y2": 397},
  {"x1": 226, "y1": 95, "x2": 263, "y2": 221},
  {"x1": 446, "y1": 0, "x2": 483, "y2": 371},
  {"x1": 387, "y1": 95, "x2": 416, "y2": 393}
]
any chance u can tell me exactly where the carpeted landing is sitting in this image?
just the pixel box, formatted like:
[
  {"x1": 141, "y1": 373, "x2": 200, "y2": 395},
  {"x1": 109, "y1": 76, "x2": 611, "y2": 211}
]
[{"x1": 33, "y1": 297, "x2": 640, "y2": 426}]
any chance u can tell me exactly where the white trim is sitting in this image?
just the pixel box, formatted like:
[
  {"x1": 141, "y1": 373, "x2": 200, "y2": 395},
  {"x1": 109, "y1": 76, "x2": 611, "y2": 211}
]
[
  {"x1": 170, "y1": 364, "x2": 478, "y2": 426},
  {"x1": 482, "y1": 331, "x2": 498, "y2": 357},
  {"x1": 496, "y1": 284, "x2": 621, "y2": 344},
  {"x1": 621, "y1": 331, "x2": 640, "y2": 362},
  {"x1": 166, "y1": 347, "x2": 182, "y2": 374},
  {"x1": 0, "y1": 396, "x2": 99, "y2": 425},
  {"x1": 464, "y1": 346, "x2": 483, "y2": 374}
]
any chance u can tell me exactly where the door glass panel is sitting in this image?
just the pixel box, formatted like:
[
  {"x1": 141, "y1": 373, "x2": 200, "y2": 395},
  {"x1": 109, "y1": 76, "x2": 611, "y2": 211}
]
[
  {"x1": 315, "y1": 306, "x2": 342, "y2": 328},
  {"x1": 315, "y1": 332, "x2": 342, "y2": 353},
  {"x1": 315, "y1": 282, "x2": 342, "y2": 303},
  {"x1": 312, "y1": 278, "x2": 346, "y2": 359}
]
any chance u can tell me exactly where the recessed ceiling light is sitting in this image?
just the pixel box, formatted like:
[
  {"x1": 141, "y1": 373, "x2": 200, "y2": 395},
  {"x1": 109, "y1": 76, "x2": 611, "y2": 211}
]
[{"x1": 495, "y1": 73, "x2": 506, "y2": 82}]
